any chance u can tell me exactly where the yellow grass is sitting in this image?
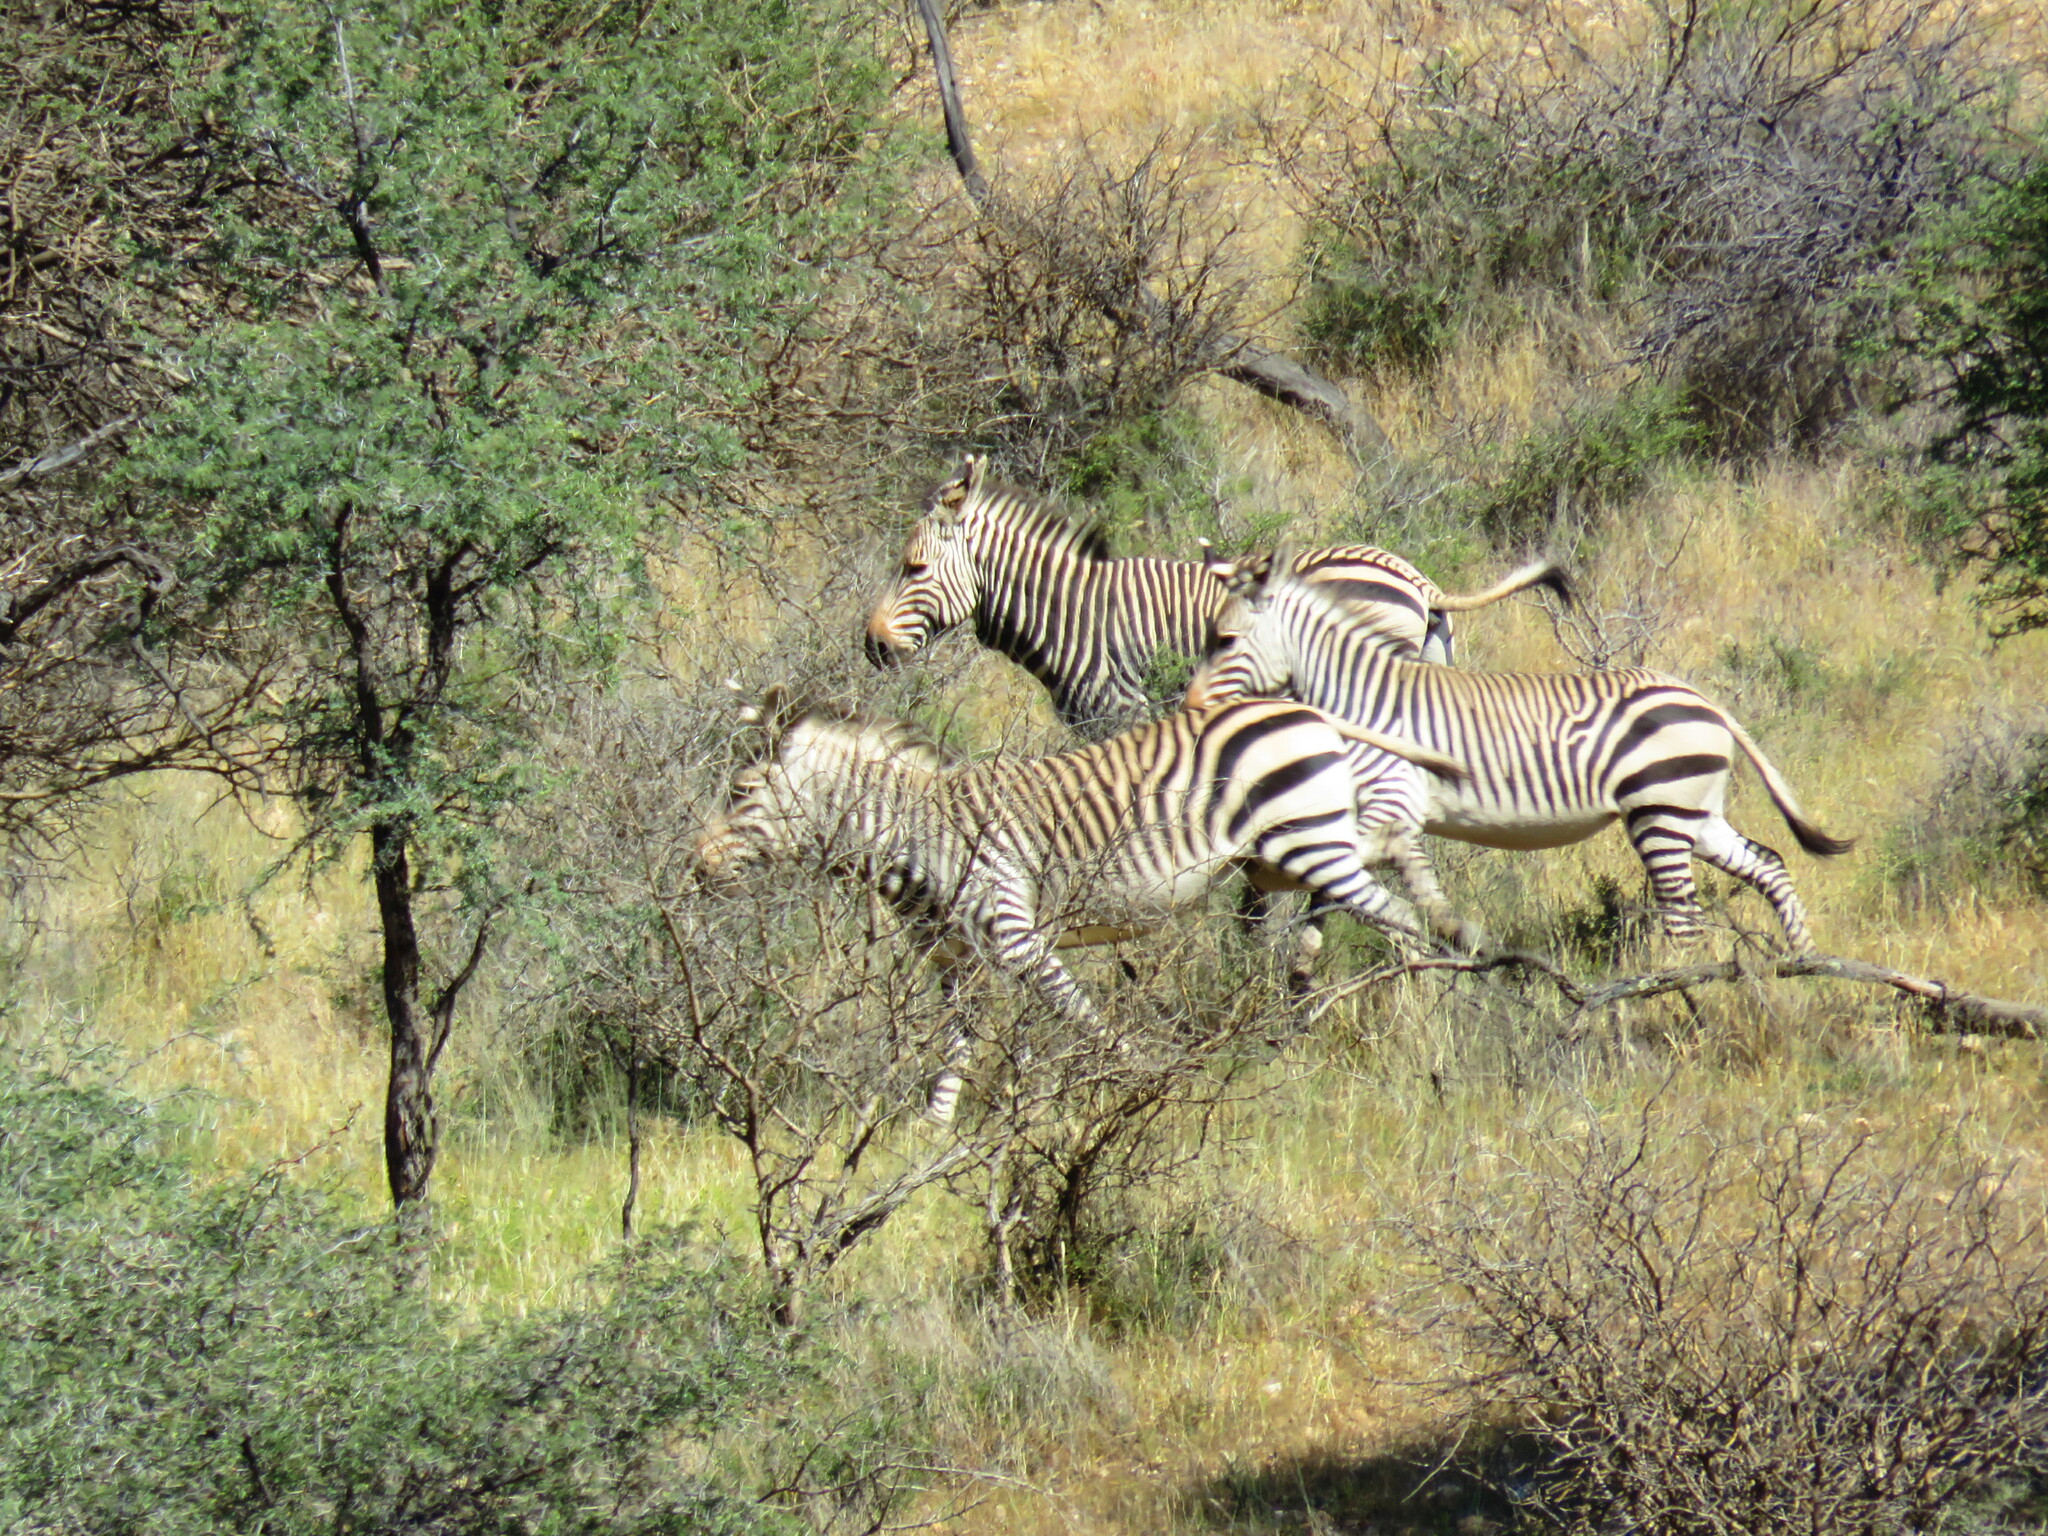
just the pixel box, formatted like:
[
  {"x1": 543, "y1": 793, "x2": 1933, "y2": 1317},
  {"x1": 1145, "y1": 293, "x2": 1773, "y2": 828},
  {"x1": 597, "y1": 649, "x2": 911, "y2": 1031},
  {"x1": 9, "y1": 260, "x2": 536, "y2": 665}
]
[{"x1": 16, "y1": 0, "x2": 2048, "y2": 1529}]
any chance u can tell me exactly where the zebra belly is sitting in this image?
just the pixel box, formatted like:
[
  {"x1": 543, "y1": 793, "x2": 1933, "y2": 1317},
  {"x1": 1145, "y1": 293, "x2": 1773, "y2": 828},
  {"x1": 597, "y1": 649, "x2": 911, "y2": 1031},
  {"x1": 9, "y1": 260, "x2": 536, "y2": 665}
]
[
  {"x1": 1422, "y1": 807, "x2": 1619, "y2": 850},
  {"x1": 1057, "y1": 923, "x2": 1159, "y2": 949}
]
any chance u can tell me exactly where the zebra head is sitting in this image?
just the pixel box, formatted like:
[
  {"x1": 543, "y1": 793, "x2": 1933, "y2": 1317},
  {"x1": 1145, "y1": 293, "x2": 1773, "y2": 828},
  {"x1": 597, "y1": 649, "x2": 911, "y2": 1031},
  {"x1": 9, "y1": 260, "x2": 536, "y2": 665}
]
[
  {"x1": 1187, "y1": 548, "x2": 1376, "y2": 712},
  {"x1": 865, "y1": 457, "x2": 989, "y2": 666},
  {"x1": 696, "y1": 688, "x2": 949, "y2": 887}
]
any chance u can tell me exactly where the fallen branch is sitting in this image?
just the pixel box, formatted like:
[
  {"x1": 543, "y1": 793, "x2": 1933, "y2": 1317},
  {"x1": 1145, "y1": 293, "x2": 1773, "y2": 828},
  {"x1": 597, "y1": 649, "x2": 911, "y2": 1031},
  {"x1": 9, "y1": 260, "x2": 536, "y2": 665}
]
[
  {"x1": 1307, "y1": 948, "x2": 2047, "y2": 1042},
  {"x1": 1566, "y1": 953, "x2": 2048, "y2": 1041},
  {"x1": 910, "y1": 0, "x2": 1389, "y2": 456},
  {"x1": 1305, "y1": 948, "x2": 1585, "y2": 1024},
  {"x1": 0, "y1": 414, "x2": 140, "y2": 488}
]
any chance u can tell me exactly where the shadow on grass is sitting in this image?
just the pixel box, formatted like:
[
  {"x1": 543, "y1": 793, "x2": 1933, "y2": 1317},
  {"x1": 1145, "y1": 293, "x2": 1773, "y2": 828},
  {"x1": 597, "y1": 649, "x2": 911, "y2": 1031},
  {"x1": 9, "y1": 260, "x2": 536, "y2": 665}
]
[{"x1": 1183, "y1": 1426, "x2": 1545, "y2": 1536}]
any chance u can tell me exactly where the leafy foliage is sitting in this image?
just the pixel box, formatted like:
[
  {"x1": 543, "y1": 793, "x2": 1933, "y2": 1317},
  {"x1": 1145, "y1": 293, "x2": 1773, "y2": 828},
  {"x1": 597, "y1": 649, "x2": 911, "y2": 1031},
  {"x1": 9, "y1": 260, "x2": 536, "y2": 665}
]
[
  {"x1": 0, "y1": 1042, "x2": 899, "y2": 1536},
  {"x1": 1904, "y1": 159, "x2": 2048, "y2": 637},
  {"x1": 1461, "y1": 383, "x2": 1699, "y2": 543},
  {"x1": 107, "y1": 0, "x2": 897, "y2": 1208},
  {"x1": 127, "y1": 0, "x2": 890, "y2": 865}
]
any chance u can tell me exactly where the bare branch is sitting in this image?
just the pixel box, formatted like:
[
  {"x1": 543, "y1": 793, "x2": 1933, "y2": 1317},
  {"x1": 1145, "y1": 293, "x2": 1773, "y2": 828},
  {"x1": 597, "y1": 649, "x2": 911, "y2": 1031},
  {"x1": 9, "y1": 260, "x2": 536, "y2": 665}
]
[{"x1": 910, "y1": 0, "x2": 1388, "y2": 455}]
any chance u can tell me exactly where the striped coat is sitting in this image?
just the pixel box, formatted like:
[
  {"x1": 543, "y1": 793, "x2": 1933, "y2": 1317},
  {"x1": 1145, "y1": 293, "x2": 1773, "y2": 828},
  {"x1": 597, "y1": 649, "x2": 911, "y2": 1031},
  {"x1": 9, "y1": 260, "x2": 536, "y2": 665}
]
[
  {"x1": 865, "y1": 457, "x2": 1567, "y2": 735},
  {"x1": 1184, "y1": 561, "x2": 1852, "y2": 952}
]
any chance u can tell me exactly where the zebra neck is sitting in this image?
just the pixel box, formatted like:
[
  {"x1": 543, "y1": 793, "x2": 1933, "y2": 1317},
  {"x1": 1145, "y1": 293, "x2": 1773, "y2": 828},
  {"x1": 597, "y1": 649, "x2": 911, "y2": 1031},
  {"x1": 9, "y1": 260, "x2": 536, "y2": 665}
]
[
  {"x1": 801, "y1": 752, "x2": 933, "y2": 864},
  {"x1": 1298, "y1": 609, "x2": 1407, "y2": 721},
  {"x1": 971, "y1": 554, "x2": 1216, "y2": 715}
]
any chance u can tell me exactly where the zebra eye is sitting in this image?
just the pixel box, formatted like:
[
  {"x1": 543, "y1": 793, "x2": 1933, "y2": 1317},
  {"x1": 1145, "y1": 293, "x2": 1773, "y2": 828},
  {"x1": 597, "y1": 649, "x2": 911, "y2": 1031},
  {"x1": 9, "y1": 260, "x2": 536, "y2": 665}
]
[{"x1": 903, "y1": 561, "x2": 930, "y2": 577}]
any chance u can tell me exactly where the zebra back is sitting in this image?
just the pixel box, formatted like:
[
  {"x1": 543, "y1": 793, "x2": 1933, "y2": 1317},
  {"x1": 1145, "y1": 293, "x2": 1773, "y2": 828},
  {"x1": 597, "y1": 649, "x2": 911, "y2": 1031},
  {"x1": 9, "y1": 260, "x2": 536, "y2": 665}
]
[{"x1": 864, "y1": 457, "x2": 1461, "y2": 734}]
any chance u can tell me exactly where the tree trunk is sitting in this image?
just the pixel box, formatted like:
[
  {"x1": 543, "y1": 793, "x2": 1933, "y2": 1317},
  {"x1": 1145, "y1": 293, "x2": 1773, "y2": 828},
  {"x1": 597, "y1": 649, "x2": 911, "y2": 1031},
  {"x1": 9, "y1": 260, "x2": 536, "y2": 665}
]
[{"x1": 373, "y1": 818, "x2": 437, "y2": 1219}]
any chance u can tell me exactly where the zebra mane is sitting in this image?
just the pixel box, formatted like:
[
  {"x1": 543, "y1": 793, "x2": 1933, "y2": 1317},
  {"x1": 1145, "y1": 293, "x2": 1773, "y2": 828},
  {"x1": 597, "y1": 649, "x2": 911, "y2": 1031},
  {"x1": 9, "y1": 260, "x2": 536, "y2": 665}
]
[
  {"x1": 961, "y1": 477, "x2": 1115, "y2": 564},
  {"x1": 779, "y1": 702, "x2": 958, "y2": 773}
]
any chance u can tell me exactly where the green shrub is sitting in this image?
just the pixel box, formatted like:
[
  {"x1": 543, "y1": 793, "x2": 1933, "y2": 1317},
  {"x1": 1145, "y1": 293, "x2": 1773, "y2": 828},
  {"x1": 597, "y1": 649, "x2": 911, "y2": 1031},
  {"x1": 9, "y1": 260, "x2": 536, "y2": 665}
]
[
  {"x1": 1057, "y1": 409, "x2": 1233, "y2": 546},
  {"x1": 1297, "y1": 112, "x2": 1658, "y2": 378},
  {"x1": 1295, "y1": 0, "x2": 2003, "y2": 449},
  {"x1": 1900, "y1": 157, "x2": 2048, "y2": 638},
  {"x1": 1886, "y1": 713, "x2": 2048, "y2": 905},
  {"x1": 1462, "y1": 383, "x2": 1700, "y2": 543},
  {"x1": 0, "y1": 1043, "x2": 907, "y2": 1536}
]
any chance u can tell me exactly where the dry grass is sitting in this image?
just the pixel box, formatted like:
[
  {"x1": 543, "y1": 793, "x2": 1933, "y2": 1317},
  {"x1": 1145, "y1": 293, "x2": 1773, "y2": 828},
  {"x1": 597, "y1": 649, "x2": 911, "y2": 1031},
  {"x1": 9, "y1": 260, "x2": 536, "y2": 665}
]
[{"x1": 13, "y1": 0, "x2": 2048, "y2": 1530}]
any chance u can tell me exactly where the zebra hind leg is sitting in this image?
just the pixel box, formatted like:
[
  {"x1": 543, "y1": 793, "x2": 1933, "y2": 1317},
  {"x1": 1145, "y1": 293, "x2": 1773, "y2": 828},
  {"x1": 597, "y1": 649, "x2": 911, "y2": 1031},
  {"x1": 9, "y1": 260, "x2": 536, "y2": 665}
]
[
  {"x1": 1692, "y1": 815, "x2": 1817, "y2": 954},
  {"x1": 1625, "y1": 805, "x2": 1712, "y2": 943}
]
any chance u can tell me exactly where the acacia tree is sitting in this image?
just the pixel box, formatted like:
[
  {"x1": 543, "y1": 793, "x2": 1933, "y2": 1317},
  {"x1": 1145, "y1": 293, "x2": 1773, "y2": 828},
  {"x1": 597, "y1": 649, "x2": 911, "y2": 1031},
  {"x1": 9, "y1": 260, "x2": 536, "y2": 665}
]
[
  {"x1": 121, "y1": 0, "x2": 894, "y2": 1225},
  {"x1": 1908, "y1": 157, "x2": 2048, "y2": 637}
]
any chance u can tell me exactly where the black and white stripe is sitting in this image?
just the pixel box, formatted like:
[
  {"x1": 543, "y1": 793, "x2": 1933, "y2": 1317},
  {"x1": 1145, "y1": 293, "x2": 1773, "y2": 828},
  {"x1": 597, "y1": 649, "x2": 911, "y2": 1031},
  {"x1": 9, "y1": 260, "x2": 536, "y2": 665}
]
[
  {"x1": 865, "y1": 457, "x2": 1568, "y2": 735},
  {"x1": 1183, "y1": 559, "x2": 1852, "y2": 953},
  {"x1": 697, "y1": 687, "x2": 1466, "y2": 1118}
]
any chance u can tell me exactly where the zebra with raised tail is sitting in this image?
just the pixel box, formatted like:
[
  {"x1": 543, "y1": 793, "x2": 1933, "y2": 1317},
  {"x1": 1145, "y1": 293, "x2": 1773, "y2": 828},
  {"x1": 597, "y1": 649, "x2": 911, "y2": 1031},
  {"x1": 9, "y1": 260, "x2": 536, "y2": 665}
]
[
  {"x1": 864, "y1": 457, "x2": 1569, "y2": 736},
  {"x1": 1183, "y1": 555, "x2": 1852, "y2": 953},
  {"x1": 696, "y1": 688, "x2": 1468, "y2": 1120}
]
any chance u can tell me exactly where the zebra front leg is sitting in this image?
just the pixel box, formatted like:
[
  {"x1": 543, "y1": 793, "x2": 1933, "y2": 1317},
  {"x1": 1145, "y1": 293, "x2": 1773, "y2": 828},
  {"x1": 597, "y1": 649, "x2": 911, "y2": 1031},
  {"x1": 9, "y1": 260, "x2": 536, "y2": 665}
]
[
  {"x1": 984, "y1": 913, "x2": 1101, "y2": 1026},
  {"x1": 1376, "y1": 825, "x2": 1486, "y2": 953},
  {"x1": 1250, "y1": 828, "x2": 1430, "y2": 994},
  {"x1": 921, "y1": 932, "x2": 975, "y2": 1127}
]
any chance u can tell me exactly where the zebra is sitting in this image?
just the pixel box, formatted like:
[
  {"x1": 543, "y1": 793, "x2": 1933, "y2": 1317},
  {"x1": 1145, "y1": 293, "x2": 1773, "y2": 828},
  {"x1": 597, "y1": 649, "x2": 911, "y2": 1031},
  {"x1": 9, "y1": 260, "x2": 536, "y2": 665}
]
[
  {"x1": 864, "y1": 456, "x2": 1570, "y2": 737},
  {"x1": 1182, "y1": 554, "x2": 1853, "y2": 953},
  {"x1": 696, "y1": 687, "x2": 1469, "y2": 1120}
]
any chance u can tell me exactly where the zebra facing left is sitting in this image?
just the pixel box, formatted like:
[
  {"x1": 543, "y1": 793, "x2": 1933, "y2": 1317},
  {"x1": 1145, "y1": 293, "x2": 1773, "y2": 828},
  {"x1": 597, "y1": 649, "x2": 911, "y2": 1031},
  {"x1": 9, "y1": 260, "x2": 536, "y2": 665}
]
[
  {"x1": 696, "y1": 687, "x2": 1470, "y2": 1122},
  {"x1": 695, "y1": 687, "x2": 1469, "y2": 1018},
  {"x1": 864, "y1": 456, "x2": 1569, "y2": 736}
]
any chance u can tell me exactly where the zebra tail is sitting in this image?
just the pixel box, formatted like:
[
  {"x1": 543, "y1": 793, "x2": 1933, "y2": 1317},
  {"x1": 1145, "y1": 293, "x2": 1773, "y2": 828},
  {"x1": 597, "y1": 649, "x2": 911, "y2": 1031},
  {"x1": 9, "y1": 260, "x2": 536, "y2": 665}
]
[
  {"x1": 1433, "y1": 560, "x2": 1575, "y2": 611},
  {"x1": 1723, "y1": 714, "x2": 1855, "y2": 857},
  {"x1": 1326, "y1": 718, "x2": 1470, "y2": 782}
]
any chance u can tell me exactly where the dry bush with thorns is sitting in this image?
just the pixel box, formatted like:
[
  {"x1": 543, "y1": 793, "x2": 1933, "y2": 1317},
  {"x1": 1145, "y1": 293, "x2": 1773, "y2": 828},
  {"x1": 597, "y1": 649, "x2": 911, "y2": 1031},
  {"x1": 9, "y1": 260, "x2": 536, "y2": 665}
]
[
  {"x1": 872, "y1": 134, "x2": 1269, "y2": 484},
  {"x1": 1273, "y1": 0, "x2": 2010, "y2": 452},
  {"x1": 1400, "y1": 1104, "x2": 2048, "y2": 1535},
  {"x1": 529, "y1": 680, "x2": 1305, "y2": 1323}
]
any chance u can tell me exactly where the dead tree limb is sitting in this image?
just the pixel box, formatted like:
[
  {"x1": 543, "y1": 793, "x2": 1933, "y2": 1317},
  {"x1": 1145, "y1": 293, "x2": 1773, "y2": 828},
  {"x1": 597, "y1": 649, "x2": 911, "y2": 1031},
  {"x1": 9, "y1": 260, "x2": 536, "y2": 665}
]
[
  {"x1": 1566, "y1": 953, "x2": 2048, "y2": 1041},
  {"x1": 0, "y1": 414, "x2": 140, "y2": 488},
  {"x1": 910, "y1": 0, "x2": 1390, "y2": 457},
  {"x1": 1310, "y1": 947, "x2": 2047, "y2": 1042}
]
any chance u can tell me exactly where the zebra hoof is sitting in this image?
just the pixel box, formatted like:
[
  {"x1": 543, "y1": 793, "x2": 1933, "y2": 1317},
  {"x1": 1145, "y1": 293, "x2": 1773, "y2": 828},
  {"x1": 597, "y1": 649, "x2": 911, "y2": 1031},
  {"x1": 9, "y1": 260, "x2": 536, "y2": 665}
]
[{"x1": 1430, "y1": 911, "x2": 1486, "y2": 955}]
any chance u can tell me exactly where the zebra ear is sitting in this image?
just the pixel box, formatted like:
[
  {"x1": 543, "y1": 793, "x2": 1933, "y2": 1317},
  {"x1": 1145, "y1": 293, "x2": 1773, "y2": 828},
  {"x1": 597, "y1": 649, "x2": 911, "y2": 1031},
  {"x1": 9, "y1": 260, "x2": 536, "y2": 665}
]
[
  {"x1": 741, "y1": 684, "x2": 798, "y2": 735},
  {"x1": 1197, "y1": 538, "x2": 1238, "y2": 582},
  {"x1": 1253, "y1": 541, "x2": 1296, "y2": 602},
  {"x1": 933, "y1": 455, "x2": 983, "y2": 521},
  {"x1": 730, "y1": 677, "x2": 764, "y2": 726}
]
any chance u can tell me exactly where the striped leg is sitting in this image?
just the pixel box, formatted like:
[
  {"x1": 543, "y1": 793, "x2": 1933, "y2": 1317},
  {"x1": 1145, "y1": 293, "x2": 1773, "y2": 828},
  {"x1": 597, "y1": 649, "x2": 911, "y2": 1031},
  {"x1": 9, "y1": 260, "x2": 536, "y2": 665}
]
[
  {"x1": 920, "y1": 933, "x2": 974, "y2": 1126},
  {"x1": 1692, "y1": 815, "x2": 1816, "y2": 953},
  {"x1": 1252, "y1": 814, "x2": 1427, "y2": 991},
  {"x1": 986, "y1": 912, "x2": 1100, "y2": 1024},
  {"x1": 1625, "y1": 806, "x2": 1712, "y2": 941},
  {"x1": 925, "y1": 914, "x2": 1097, "y2": 1126},
  {"x1": 1378, "y1": 826, "x2": 1485, "y2": 952}
]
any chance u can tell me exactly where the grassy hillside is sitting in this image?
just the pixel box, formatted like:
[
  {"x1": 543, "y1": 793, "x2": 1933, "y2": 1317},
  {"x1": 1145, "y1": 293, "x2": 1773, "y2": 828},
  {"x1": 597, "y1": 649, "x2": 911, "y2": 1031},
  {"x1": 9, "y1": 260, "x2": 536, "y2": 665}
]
[{"x1": 12, "y1": 0, "x2": 2048, "y2": 1531}]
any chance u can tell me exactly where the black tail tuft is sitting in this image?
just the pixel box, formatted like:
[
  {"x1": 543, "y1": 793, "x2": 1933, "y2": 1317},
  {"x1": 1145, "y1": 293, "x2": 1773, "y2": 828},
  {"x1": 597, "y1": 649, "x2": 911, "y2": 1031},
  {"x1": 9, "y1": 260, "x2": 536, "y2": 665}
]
[
  {"x1": 1790, "y1": 817, "x2": 1855, "y2": 858},
  {"x1": 1538, "y1": 562, "x2": 1576, "y2": 608}
]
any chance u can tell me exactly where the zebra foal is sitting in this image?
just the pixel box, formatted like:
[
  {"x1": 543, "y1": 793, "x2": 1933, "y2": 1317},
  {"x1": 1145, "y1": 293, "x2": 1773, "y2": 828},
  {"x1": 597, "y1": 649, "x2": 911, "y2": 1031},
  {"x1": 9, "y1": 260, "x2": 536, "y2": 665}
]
[
  {"x1": 864, "y1": 456, "x2": 1568, "y2": 735},
  {"x1": 1184, "y1": 557, "x2": 1852, "y2": 953},
  {"x1": 695, "y1": 687, "x2": 1465, "y2": 1034}
]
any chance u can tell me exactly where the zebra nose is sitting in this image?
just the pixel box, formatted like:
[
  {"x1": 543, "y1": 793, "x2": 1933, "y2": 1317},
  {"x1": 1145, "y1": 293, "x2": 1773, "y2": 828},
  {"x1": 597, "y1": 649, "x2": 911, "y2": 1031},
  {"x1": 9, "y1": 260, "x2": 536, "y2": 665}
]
[{"x1": 864, "y1": 630, "x2": 903, "y2": 669}]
